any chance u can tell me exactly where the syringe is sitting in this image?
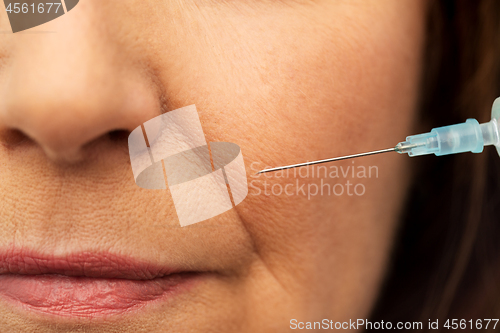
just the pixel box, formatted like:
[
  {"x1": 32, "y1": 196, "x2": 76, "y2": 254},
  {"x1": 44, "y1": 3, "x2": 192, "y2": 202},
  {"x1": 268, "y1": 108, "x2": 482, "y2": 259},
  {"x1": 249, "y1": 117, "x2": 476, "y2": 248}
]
[{"x1": 257, "y1": 98, "x2": 500, "y2": 174}]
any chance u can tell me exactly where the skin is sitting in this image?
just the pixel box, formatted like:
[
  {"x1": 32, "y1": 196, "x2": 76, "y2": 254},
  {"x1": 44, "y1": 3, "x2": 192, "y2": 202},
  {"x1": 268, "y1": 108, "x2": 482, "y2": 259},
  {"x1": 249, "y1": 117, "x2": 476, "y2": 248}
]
[{"x1": 0, "y1": 0, "x2": 426, "y2": 332}]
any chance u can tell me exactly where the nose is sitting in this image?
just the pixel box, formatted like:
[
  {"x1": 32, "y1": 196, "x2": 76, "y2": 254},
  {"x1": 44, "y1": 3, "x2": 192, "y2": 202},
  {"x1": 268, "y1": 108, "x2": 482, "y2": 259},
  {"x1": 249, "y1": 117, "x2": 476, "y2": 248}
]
[{"x1": 0, "y1": 9, "x2": 160, "y2": 163}]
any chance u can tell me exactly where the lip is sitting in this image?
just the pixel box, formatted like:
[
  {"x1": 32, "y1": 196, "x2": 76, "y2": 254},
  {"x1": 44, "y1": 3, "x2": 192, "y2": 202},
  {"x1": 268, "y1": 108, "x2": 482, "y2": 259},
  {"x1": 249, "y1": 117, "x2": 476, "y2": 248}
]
[{"x1": 0, "y1": 249, "x2": 200, "y2": 318}]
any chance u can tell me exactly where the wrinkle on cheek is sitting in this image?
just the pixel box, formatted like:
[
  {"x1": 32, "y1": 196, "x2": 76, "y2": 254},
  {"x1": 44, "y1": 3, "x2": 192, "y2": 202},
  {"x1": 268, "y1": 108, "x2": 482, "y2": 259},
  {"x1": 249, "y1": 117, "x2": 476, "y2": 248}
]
[{"x1": 189, "y1": 0, "x2": 425, "y2": 316}]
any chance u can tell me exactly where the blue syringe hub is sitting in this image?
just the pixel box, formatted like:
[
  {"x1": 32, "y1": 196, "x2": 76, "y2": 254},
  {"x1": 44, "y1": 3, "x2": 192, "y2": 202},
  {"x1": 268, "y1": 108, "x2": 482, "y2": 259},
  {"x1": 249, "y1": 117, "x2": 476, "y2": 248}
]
[{"x1": 395, "y1": 98, "x2": 500, "y2": 157}]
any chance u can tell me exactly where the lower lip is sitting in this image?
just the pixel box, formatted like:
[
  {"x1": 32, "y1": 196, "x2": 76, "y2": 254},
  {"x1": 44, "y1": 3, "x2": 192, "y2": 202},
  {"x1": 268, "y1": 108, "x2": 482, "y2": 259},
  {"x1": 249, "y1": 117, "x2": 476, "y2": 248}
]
[{"x1": 0, "y1": 273, "x2": 196, "y2": 318}]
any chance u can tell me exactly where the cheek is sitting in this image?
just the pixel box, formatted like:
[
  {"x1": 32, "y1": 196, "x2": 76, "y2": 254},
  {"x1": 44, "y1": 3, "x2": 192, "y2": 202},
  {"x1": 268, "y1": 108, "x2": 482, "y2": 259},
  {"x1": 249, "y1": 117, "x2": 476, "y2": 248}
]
[
  {"x1": 153, "y1": 3, "x2": 424, "y2": 208},
  {"x1": 139, "y1": 1, "x2": 423, "y2": 166},
  {"x1": 118, "y1": 0, "x2": 425, "y2": 318}
]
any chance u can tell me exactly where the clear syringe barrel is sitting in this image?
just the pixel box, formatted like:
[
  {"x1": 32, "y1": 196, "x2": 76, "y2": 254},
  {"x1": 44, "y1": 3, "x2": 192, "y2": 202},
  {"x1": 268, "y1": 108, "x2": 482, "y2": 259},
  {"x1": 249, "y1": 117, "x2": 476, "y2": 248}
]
[
  {"x1": 396, "y1": 97, "x2": 500, "y2": 157},
  {"x1": 395, "y1": 117, "x2": 500, "y2": 157}
]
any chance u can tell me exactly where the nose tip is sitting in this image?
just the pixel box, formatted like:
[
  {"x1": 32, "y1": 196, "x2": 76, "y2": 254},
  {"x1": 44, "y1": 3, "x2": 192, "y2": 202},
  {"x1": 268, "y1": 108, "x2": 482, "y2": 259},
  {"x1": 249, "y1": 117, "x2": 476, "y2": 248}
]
[
  {"x1": 0, "y1": 20, "x2": 162, "y2": 164},
  {"x1": 0, "y1": 79, "x2": 155, "y2": 163},
  {"x1": 3, "y1": 103, "x2": 109, "y2": 164}
]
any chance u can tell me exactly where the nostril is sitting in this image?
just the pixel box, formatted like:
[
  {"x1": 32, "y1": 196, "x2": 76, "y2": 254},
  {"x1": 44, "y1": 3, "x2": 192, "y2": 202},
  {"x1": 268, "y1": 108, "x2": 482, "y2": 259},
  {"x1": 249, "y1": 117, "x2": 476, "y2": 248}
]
[
  {"x1": 108, "y1": 129, "x2": 131, "y2": 142},
  {"x1": 0, "y1": 129, "x2": 32, "y2": 148}
]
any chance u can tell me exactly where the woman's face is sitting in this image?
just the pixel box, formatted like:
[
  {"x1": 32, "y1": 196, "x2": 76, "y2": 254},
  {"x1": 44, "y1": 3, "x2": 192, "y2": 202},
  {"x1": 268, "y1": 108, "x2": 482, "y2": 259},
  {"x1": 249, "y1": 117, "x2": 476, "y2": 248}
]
[{"x1": 0, "y1": 1, "x2": 425, "y2": 331}]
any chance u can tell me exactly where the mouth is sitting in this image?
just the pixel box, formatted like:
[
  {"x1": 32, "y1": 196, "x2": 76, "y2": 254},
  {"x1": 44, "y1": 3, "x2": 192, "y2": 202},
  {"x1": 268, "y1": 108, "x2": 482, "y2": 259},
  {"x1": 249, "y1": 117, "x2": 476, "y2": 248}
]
[{"x1": 0, "y1": 249, "x2": 201, "y2": 318}]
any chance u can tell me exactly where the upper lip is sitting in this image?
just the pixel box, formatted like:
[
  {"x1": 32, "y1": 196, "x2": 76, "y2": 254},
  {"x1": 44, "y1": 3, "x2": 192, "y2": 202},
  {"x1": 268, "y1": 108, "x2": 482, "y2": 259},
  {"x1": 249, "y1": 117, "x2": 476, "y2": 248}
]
[{"x1": 0, "y1": 248, "x2": 178, "y2": 280}]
